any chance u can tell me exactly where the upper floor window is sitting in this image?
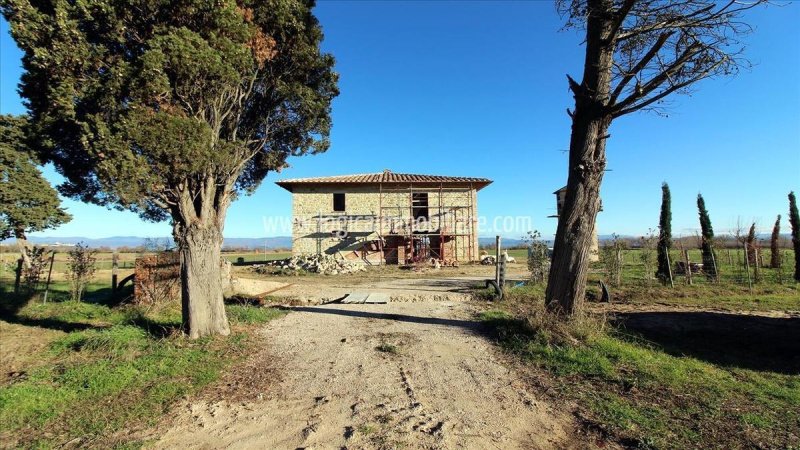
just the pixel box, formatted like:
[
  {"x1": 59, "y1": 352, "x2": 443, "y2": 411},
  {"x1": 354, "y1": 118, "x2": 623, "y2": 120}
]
[
  {"x1": 333, "y1": 193, "x2": 346, "y2": 212},
  {"x1": 412, "y1": 192, "x2": 429, "y2": 220}
]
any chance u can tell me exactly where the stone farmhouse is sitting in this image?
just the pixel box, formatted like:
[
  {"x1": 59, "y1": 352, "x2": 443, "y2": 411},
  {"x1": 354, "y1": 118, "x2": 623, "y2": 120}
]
[{"x1": 276, "y1": 170, "x2": 492, "y2": 264}]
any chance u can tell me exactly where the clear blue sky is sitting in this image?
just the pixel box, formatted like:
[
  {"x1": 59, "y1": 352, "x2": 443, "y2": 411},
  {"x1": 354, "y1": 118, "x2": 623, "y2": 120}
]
[{"x1": 1, "y1": 1, "x2": 798, "y2": 240}]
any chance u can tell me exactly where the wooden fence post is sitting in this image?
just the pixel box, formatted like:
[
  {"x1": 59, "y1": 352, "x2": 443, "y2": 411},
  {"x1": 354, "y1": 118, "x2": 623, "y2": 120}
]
[
  {"x1": 683, "y1": 250, "x2": 692, "y2": 286},
  {"x1": 709, "y1": 250, "x2": 719, "y2": 283},
  {"x1": 112, "y1": 252, "x2": 119, "y2": 292},
  {"x1": 753, "y1": 247, "x2": 761, "y2": 283},
  {"x1": 743, "y1": 242, "x2": 752, "y2": 290},
  {"x1": 495, "y1": 235, "x2": 502, "y2": 286},
  {"x1": 665, "y1": 250, "x2": 674, "y2": 288},
  {"x1": 14, "y1": 258, "x2": 23, "y2": 294},
  {"x1": 42, "y1": 251, "x2": 56, "y2": 304},
  {"x1": 499, "y1": 252, "x2": 507, "y2": 296}
]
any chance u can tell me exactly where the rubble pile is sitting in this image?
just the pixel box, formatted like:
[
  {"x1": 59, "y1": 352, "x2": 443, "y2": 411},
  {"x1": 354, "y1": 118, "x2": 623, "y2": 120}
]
[{"x1": 255, "y1": 254, "x2": 367, "y2": 275}]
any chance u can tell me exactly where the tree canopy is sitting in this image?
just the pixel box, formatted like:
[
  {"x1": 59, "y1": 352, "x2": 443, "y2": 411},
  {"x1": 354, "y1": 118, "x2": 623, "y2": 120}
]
[
  {"x1": 0, "y1": 114, "x2": 71, "y2": 242},
  {"x1": 3, "y1": 0, "x2": 338, "y2": 222},
  {"x1": 3, "y1": 0, "x2": 338, "y2": 337},
  {"x1": 558, "y1": 0, "x2": 764, "y2": 118}
]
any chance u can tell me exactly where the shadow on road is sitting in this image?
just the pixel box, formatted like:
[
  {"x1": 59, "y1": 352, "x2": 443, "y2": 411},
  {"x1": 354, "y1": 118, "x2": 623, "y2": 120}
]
[{"x1": 287, "y1": 305, "x2": 487, "y2": 333}]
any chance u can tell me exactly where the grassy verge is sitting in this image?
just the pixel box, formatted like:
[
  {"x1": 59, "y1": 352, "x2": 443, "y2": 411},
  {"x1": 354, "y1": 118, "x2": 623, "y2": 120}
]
[
  {"x1": 479, "y1": 297, "x2": 800, "y2": 449},
  {"x1": 0, "y1": 283, "x2": 286, "y2": 449}
]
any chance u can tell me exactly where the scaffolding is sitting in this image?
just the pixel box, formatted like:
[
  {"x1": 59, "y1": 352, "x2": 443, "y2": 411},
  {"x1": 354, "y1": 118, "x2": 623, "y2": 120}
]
[{"x1": 376, "y1": 182, "x2": 476, "y2": 265}]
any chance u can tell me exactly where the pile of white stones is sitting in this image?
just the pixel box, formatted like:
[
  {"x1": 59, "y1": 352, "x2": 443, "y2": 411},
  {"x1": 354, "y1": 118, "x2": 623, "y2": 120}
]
[{"x1": 256, "y1": 253, "x2": 367, "y2": 275}]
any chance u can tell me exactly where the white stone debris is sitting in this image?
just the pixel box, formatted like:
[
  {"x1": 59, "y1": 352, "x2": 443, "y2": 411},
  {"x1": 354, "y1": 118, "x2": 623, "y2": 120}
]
[{"x1": 254, "y1": 253, "x2": 367, "y2": 275}]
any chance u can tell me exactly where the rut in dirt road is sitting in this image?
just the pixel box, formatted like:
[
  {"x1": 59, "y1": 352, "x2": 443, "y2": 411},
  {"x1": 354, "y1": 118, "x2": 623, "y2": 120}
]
[{"x1": 155, "y1": 301, "x2": 587, "y2": 449}]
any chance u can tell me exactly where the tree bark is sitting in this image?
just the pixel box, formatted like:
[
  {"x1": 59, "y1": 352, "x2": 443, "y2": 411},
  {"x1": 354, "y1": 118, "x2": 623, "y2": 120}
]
[
  {"x1": 546, "y1": 0, "x2": 614, "y2": 316},
  {"x1": 14, "y1": 227, "x2": 31, "y2": 269},
  {"x1": 176, "y1": 223, "x2": 230, "y2": 339}
]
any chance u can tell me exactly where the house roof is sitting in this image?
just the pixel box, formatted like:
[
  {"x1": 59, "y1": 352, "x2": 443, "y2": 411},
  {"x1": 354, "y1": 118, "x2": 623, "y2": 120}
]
[{"x1": 276, "y1": 170, "x2": 492, "y2": 192}]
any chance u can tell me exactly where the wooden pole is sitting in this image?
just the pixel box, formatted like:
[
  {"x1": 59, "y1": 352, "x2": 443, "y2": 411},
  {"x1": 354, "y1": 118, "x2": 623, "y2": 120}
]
[
  {"x1": 665, "y1": 250, "x2": 674, "y2": 288},
  {"x1": 111, "y1": 252, "x2": 119, "y2": 292},
  {"x1": 683, "y1": 250, "x2": 692, "y2": 286},
  {"x1": 43, "y1": 251, "x2": 56, "y2": 303},
  {"x1": 14, "y1": 258, "x2": 23, "y2": 294},
  {"x1": 753, "y1": 247, "x2": 760, "y2": 283},
  {"x1": 495, "y1": 235, "x2": 502, "y2": 286},
  {"x1": 499, "y1": 252, "x2": 507, "y2": 296},
  {"x1": 743, "y1": 242, "x2": 752, "y2": 290},
  {"x1": 709, "y1": 249, "x2": 719, "y2": 283}
]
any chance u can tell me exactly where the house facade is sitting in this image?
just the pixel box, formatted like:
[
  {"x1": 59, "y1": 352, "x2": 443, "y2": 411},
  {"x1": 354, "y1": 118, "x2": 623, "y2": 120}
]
[{"x1": 276, "y1": 170, "x2": 491, "y2": 264}]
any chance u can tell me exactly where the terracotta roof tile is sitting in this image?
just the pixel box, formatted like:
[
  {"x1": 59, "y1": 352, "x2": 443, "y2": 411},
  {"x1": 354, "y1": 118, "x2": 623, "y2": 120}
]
[{"x1": 276, "y1": 170, "x2": 492, "y2": 191}]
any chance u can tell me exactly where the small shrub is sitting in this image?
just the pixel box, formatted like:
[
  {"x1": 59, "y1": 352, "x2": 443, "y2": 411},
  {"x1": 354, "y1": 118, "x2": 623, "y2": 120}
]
[
  {"x1": 601, "y1": 234, "x2": 627, "y2": 287},
  {"x1": 66, "y1": 243, "x2": 97, "y2": 301},
  {"x1": 23, "y1": 246, "x2": 48, "y2": 291},
  {"x1": 524, "y1": 230, "x2": 550, "y2": 284}
]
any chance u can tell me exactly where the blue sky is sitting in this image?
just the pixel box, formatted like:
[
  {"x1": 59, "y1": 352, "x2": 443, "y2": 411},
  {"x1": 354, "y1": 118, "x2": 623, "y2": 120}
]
[{"x1": 1, "y1": 1, "x2": 798, "y2": 240}]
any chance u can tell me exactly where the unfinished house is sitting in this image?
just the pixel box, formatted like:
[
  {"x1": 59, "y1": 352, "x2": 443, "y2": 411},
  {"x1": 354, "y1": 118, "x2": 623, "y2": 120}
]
[
  {"x1": 276, "y1": 170, "x2": 492, "y2": 264},
  {"x1": 551, "y1": 186, "x2": 600, "y2": 262}
]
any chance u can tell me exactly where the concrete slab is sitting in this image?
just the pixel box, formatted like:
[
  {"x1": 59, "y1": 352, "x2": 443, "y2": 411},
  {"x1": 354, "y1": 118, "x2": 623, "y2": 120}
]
[
  {"x1": 342, "y1": 292, "x2": 369, "y2": 304},
  {"x1": 364, "y1": 293, "x2": 389, "y2": 304}
]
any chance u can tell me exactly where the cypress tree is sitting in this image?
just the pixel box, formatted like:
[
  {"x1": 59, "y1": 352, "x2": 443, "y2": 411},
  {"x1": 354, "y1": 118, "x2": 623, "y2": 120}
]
[
  {"x1": 789, "y1": 192, "x2": 800, "y2": 281},
  {"x1": 656, "y1": 182, "x2": 672, "y2": 283},
  {"x1": 746, "y1": 222, "x2": 758, "y2": 266},
  {"x1": 770, "y1": 215, "x2": 781, "y2": 269},
  {"x1": 697, "y1": 194, "x2": 717, "y2": 279}
]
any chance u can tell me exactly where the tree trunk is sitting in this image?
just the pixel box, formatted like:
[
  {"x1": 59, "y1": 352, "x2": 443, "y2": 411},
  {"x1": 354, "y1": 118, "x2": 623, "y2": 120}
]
[
  {"x1": 14, "y1": 227, "x2": 31, "y2": 269},
  {"x1": 545, "y1": 116, "x2": 609, "y2": 315},
  {"x1": 545, "y1": 0, "x2": 614, "y2": 316},
  {"x1": 176, "y1": 223, "x2": 230, "y2": 339}
]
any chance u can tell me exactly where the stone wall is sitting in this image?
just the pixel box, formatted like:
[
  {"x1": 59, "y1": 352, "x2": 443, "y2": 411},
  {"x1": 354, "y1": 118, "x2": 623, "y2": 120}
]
[
  {"x1": 290, "y1": 184, "x2": 480, "y2": 262},
  {"x1": 133, "y1": 254, "x2": 233, "y2": 303},
  {"x1": 134, "y1": 252, "x2": 180, "y2": 304}
]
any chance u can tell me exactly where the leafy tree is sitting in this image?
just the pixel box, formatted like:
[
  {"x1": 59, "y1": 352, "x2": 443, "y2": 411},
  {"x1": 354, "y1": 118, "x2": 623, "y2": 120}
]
[
  {"x1": 696, "y1": 194, "x2": 716, "y2": 279},
  {"x1": 789, "y1": 192, "x2": 800, "y2": 281},
  {"x1": 0, "y1": 115, "x2": 71, "y2": 267},
  {"x1": 770, "y1": 215, "x2": 781, "y2": 269},
  {"x1": 3, "y1": 0, "x2": 338, "y2": 337},
  {"x1": 546, "y1": 0, "x2": 765, "y2": 315},
  {"x1": 656, "y1": 182, "x2": 672, "y2": 283}
]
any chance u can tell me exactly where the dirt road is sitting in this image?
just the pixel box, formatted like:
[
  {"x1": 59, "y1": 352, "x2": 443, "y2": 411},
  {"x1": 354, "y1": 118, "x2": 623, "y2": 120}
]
[{"x1": 155, "y1": 301, "x2": 585, "y2": 449}]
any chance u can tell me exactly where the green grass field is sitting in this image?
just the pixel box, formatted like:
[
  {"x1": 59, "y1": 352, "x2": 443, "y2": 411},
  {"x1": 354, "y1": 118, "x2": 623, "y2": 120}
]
[
  {"x1": 479, "y1": 244, "x2": 800, "y2": 450},
  {"x1": 0, "y1": 281, "x2": 286, "y2": 448},
  {"x1": 0, "y1": 250, "x2": 292, "y2": 275},
  {"x1": 480, "y1": 304, "x2": 800, "y2": 449}
]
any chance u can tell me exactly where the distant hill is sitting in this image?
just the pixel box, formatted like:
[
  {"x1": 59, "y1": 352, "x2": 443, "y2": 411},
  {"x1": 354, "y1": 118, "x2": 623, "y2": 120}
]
[
  {"x1": 0, "y1": 236, "x2": 293, "y2": 250},
  {"x1": 478, "y1": 237, "x2": 529, "y2": 248}
]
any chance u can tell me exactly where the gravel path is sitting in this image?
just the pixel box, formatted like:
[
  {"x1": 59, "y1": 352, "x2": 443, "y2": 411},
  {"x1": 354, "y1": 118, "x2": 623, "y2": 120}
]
[{"x1": 155, "y1": 301, "x2": 585, "y2": 449}]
